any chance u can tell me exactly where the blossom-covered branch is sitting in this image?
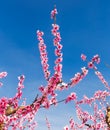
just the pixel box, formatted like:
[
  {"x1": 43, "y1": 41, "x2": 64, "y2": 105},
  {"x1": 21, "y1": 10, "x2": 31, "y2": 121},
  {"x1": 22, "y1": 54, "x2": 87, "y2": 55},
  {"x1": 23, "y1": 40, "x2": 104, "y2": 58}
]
[{"x1": 0, "y1": 6, "x2": 110, "y2": 130}]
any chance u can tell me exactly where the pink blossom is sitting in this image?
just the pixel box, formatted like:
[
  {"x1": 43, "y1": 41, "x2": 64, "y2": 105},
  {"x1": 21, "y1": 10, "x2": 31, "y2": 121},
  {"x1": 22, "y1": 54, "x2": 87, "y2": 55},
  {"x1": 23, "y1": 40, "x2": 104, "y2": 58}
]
[
  {"x1": 52, "y1": 24, "x2": 59, "y2": 30},
  {"x1": 69, "y1": 118, "x2": 75, "y2": 129},
  {"x1": 96, "y1": 123, "x2": 101, "y2": 129},
  {"x1": 51, "y1": 15, "x2": 63, "y2": 81},
  {"x1": 55, "y1": 57, "x2": 63, "y2": 64},
  {"x1": 56, "y1": 82, "x2": 68, "y2": 90},
  {"x1": 70, "y1": 78, "x2": 77, "y2": 86},
  {"x1": 83, "y1": 95, "x2": 93, "y2": 105},
  {"x1": 15, "y1": 90, "x2": 22, "y2": 99},
  {"x1": 88, "y1": 62, "x2": 94, "y2": 68},
  {"x1": 53, "y1": 36, "x2": 61, "y2": 43},
  {"x1": 0, "y1": 98, "x2": 8, "y2": 114},
  {"x1": 81, "y1": 54, "x2": 87, "y2": 61},
  {"x1": 81, "y1": 67, "x2": 88, "y2": 76},
  {"x1": 0, "y1": 72, "x2": 7, "y2": 78},
  {"x1": 39, "y1": 86, "x2": 45, "y2": 93},
  {"x1": 50, "y1": 96, "x2": 57, "y2": 106},
  {"x1": 43, "y1": 101, "x2": 50, "y2": 109},
  {"x1": 0, "y1": 72, "x2": 7, "y2": 87},
  {"x1": 54, "y1": 64, "x2": 62, "y2": 73},
  {"x1": 92, "y1": 54, "x2": 100, "y2": 64},
  {"x1": 51, "y1": 24, "x2": 59, "y2": 36},
  {"x1": 63, "y1": 125, "x2": 69, "y2": 130},
  {"x1": 70, "y1": 68, "x2": 88, "y2": 86},
  {"x1": 36, "y1": 30, "x2": 44, "y2": 37},
  {"x1": 55, "y1": 49, "x2": 62, "y2": 56},
  {"x1": 95, "y1": 71, "x2": 110, "y2": 90},
  {"x1": 0, "y1": 5, "x2": 110, "y2": 130},
  {"x1": 57, "y1": 43, "x2": 63, "y2": 50},
  {"x1": 51, "y1": 8, "x2": 58, "y2": 19},
  {"x1": 65, "y1": 92, "x2": 77, "y2": 103},
  {"x1": 37, "y1": 30, "x2": 50, "y2": 80}
]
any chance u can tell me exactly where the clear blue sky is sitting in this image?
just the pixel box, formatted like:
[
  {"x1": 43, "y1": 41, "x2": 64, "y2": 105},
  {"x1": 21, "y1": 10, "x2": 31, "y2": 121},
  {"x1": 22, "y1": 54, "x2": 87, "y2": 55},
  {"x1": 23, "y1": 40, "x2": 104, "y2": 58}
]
[{"x1": 0, "y1": 0, "x2": 110, "y2": 129}]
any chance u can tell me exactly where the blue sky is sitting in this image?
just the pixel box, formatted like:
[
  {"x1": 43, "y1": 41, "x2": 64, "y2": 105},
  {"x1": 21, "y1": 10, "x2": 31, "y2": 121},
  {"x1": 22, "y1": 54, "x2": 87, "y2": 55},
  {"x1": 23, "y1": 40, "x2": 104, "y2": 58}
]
[{"x1": 0, "y1": 0, "x2": 110, "y2": 129}]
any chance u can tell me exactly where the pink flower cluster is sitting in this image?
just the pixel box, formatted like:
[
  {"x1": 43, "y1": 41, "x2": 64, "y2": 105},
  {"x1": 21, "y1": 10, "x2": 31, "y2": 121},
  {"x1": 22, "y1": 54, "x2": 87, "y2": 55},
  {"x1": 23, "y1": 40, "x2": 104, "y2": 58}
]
[
  {"x1": 46, "y1": 75, "x2": 60, "y2": 95},
  {"x1": 62, "y1": 54, "x2": 101, "y2": 91},
  {"x1": 92, "y1": 54, "x2": 100, "y2": 64},
  {"x1": 8, "y1": 75, "x2": 25, "y2": 109},
  {"x1": 16, "y1": 75, "x2": 25, "y2": 99},
  {"x1": 36, "y1": 7, "x2": 64, "y2": 102},
  {"x1": 37, "y1": 7, "x2": 110, "y2": 130},
  {"x1": 81, "y1": 95, "x2": 94, "y2": 105},
  {"x1": 0, "y1": 72, "x2": 7, "y2": 87},
  {"x1": 52, "y1": 23, "x2": 63, "y2": 80},
  {"x1": 37, "y1": 30, "x2": 50, "y2": 80},
  {"x1": 88, "y1": 54, "x2": 100, "y2": 69},
  {"x1": 95, "y1": 71, "x2": 110, "y2": 90},
  {"x1": 51, "y1": 7, "x2": 58, "y2": 19},
  {"x1": 0, "y1": 74, "x2": 38, "y2": 129},
  {"x1": 0, "y1": 97, "x2": 8, "y2": 114},
  {"x1": 81, "y1": 54, "x2": 87, "y2": 61},
  {"x1": 67, "y1": 90, "x2": 110, "y2": 129},
  {"x1": 70, "y1": 67, "x2": 88, "y2": 86},
  {"x1": 69, "y1": 117, "x2": 75, "y2": 129},
  {"x1": 28, "y1": 121, "x2": 37, "y2": 130},
  {"x1": 94, "y1": 90, "x2": 110, "y2": 100},
  {"x1": 81, "y1": 54, "x2": 100, "y2": 69},
  {"x1": 65, "y1": 92, "x2": 77, "y2": 103},
  {"x1": 50, "y1": 96, "x2": 57, "y2": 106},
  {"x1": 77, "y1": 90, "x2": 110, "y2": 106},
  {"x1": 0, "y1": 6, "x2": 110, "y2": 130},
  {"x1": 63, "y1": 125, "x2": 69, "y2": 130},
  {"x1": 0, "y1": 72, "x2": 7, "y2": 78}
]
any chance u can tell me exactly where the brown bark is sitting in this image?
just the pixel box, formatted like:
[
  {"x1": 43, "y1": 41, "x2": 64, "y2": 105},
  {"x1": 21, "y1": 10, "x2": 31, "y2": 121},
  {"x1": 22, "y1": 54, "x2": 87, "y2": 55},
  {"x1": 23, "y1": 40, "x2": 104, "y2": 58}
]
[{"x1": 0, "y1": 105, "x2": 26, "y2": 130}]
